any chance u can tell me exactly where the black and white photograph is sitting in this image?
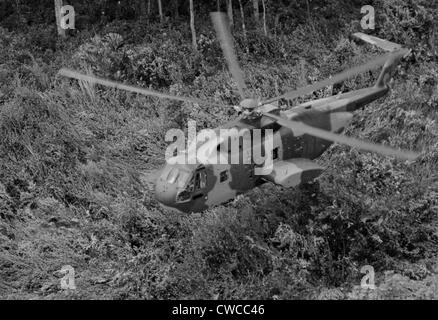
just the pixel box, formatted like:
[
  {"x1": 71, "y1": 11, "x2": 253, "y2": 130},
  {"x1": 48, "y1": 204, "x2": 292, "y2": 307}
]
[{"x1": 0, "y1": 0, "x2": 437, "y2": 305}]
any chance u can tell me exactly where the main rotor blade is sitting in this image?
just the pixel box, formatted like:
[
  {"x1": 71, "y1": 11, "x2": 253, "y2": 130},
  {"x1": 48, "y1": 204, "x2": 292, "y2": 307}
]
[
  {"x1": 58, "y1": 68, "x2": 228, "y2": 108},
  {"x1": 262, "y1": 112, "x2": 419, "y2": 161},
  {"x1": 263, "y1": 49, "x2": 409, "y2": 105},
  {"x1": 211, "y1": 12, "x2": 247, "y2": 99}
]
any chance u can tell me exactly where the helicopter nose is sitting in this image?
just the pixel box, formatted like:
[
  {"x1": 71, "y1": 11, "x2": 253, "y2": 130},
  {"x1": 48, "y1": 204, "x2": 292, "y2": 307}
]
[{"x1": 155, "y1": 171, "x2": 178, "y2": 207}]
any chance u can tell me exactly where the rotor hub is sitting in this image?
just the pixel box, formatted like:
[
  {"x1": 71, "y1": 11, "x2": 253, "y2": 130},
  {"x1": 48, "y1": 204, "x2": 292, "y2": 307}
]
[{"x1": 239, "y1": 98, "x2": 260, "y2": 110}]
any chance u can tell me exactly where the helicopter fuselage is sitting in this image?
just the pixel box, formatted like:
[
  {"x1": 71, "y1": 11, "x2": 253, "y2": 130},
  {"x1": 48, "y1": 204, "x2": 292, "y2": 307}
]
[{"x1": 155, "y1": 84, "x2": 389, "y2": 213}]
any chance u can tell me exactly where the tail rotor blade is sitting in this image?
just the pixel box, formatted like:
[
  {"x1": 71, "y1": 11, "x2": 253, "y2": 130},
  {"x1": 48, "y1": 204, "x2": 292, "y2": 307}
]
[{"x1": 211, "y1": 12, "x2": 247, "y2": 99}]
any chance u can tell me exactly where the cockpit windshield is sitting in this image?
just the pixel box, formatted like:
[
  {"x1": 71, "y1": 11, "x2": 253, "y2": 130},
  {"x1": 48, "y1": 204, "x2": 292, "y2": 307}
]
[{"x1": 176, "y1": 168, "x2": 207, "y2": 203}]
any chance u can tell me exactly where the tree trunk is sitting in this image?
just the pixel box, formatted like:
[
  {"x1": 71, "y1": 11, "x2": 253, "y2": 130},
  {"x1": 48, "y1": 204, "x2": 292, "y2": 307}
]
[
  {"x1": 429, "y1": 24, "x2": 436, "y2": 52},
  {"x1": 157, "y1": 0, "x2": 163, "y2": 22},
  {"x1": 54, "y1": 0, "x2": 66, "y2": 38},
  {"x1": 274, "y1": 13, "x2": 280, "y2": 36},
  {"x1": 306, "y1": 0, "x2": 314, "y2": 31},
  {"x1": 139, "y1": 0, "x2": 147, "y2": 17},
  {"x1": 261, "y1": 0, "x2": 267, "y2": 36},
  {"x1": 174, "y1": 0, "x2": 179, "y2": 18},
  {"x1": 216, "y1": 0, "x2": 220, "y2": 11},
  {"x1": 115, "y1": 1, "x2": 121, "y2": 20},
  {"x1": 252, "y1": 0, "x2": 259, "y2": 25},
  {"x1": 15, "y1": 0, "x2": 21, "y2": 22},
  {"x1": 238, "y1": 0, "x2": 248, "y2": 53},
  {"x1": 189, "y1": 0, "x2": 197, "y2": 51},
  {"x1": 227, "y1": 0, "x2": 233, "y2": 28},
  {"x1": 148, "y1": 0, "x2": 151, "y2": 15}
]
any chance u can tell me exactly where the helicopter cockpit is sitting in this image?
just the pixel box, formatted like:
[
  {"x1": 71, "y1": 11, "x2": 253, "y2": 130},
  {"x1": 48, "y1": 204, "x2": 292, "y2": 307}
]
[
  {"x1": 156, "y1": 165, "x2": 207, "y2": 206},
  {"x1": 175, "y1": 169, "x2": 206, "y2": 203}
]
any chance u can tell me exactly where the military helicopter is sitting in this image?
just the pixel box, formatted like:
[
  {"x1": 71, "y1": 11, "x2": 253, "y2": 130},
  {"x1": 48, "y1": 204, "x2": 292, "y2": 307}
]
[{"x1": 59, "y1": 13, "x2": 419, "y2": 213}]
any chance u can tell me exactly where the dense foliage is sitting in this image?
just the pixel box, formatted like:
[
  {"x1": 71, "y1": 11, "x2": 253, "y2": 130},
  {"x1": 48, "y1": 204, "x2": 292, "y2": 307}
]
[{"x1": 0, "y1": 0, "x2": 437, "y2": 299}]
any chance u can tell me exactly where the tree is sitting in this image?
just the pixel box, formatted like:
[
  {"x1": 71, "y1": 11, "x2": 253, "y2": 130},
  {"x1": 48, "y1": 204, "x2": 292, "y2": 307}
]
[
  {"x1": 227, "y1": 0, "x2": 233, "y2": 27},
  {"x1": 157, "y1": 0, "x2": 163, "y2": 22},
  {"x1": 173, "y1": 0, "x2": 179, "y2": 18},
  {"x1": 261, "y1": 0, "x2": 267, "y2": 35},
  {"x1": 139, "y1": 0, "x2": 147, "y2": 17},
  {"x1": 115, "y1": 0, "x2": 121, "y2": 20},
  {"x1": 15, "y1": 0, "x2": 21, "y2": 23},
  {"x1": 238, "y1": 0, "x2": 248, "y2": 53},
  {"x1": 54, "y1": 0, "x2": 66, "y2": 38},
  {"x1": 252, "y1": 0, "x2": 259, "y2": 24},
  {"x1": 189, "y1": 0, "x2": 197, "y2": 50}
]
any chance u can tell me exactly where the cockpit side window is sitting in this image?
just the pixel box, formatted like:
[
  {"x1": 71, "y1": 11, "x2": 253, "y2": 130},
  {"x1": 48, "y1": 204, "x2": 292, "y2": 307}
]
[
  {"x1": 195, "y1": 169, "x2": 207, "y2": 190},
  {"x1": 175, "y1": 168, "x2": 207, "y2": 203},
  {"x1": 176, "y1": 173, "x2": 194, "y2": 203}
]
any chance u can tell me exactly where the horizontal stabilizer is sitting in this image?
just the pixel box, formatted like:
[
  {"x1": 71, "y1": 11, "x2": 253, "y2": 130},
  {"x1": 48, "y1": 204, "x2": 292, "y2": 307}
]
[
  {"x1": 263, "y1": 158, "x2": 323, "y2": 188},
  {"x1": 353, "y1": 32, "x2": 402, "y2": 52}
]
